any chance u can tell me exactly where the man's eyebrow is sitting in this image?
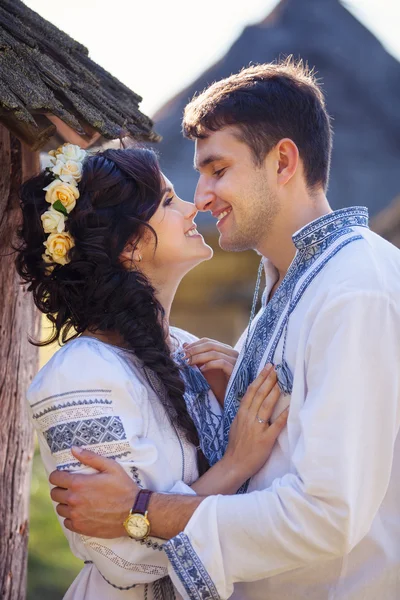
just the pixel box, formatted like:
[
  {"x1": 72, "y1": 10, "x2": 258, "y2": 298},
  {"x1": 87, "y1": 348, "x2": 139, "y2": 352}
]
[{"x1": 194, "y1": 154, "x2": 225, "y2": 172}]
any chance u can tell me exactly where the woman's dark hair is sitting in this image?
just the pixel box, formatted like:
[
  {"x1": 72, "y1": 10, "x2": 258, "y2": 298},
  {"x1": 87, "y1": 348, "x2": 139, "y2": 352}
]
[
  {"x1": 16, "y1": 147, "x2": 208, "y2": 473},
  {"x1": 183, "y1": 59, "x2": 333, "y2": 191}
]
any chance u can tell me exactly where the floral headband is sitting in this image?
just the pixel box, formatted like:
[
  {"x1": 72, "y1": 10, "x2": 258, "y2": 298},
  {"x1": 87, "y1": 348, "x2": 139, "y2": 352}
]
[{"x1": 41, "y1": 143, "x2": 86, "y2": 271}]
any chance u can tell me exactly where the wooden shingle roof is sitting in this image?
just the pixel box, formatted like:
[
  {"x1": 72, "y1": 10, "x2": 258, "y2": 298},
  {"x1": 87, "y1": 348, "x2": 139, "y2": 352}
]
[{"x1": 0, "y1": 0, "x2": 160, "y2": 149}]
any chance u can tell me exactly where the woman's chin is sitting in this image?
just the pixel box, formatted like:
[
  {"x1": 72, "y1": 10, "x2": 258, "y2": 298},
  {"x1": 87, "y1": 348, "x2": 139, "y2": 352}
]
[
  {"x1": 199, "y1": 244, "x2": 214, "y2": 262},
  {"x1": 183, "y1": 246, "x2": 214, "y2": 272}
]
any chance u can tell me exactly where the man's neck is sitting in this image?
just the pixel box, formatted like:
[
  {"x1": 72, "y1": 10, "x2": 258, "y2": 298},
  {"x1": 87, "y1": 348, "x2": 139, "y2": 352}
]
[{"x1": 258, "y1": 194, "x2": 332, "y2": 280}]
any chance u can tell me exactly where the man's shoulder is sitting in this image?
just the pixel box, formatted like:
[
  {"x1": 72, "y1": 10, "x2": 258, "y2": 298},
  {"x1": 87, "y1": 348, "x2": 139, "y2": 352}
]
[{"x1": 315, "y1": 229, "x2": 400, "y2": 296}]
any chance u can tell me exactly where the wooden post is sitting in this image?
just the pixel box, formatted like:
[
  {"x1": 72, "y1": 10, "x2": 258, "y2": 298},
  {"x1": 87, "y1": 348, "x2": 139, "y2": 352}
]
[{"x1": 0, "y1": 125, "x2": 40, "y2": 600}]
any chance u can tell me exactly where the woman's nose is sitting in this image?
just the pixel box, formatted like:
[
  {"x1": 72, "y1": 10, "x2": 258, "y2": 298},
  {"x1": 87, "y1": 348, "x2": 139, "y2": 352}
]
[{"x1": 182, "y1": 199, "x2": 198, "y2": 220}]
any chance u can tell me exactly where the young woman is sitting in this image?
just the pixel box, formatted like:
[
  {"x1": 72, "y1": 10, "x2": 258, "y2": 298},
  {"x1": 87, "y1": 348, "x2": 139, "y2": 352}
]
[{"x1": 16, "y1": 145, "x2": 286, "y2": 599}]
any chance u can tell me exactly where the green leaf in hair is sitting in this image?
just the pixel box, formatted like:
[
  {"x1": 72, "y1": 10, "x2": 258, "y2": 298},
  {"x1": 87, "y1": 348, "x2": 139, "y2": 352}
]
[{"x1": 52, "y1": 200, "x2": 68, "y2": 216}]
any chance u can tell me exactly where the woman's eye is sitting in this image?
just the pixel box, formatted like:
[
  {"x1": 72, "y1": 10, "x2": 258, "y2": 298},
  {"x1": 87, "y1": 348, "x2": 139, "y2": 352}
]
[
  {"x1": 214, "y1": 168, "x2": 226, "y2": 178},
  {"x1": 163, "y1": 197, "x2": 174, "y2": 207}
]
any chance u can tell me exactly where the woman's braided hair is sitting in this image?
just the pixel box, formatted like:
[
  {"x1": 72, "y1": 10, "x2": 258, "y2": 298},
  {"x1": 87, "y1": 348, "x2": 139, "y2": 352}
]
[{"x1": 16, "y1": 147, "x2": 208, "y2": 473}]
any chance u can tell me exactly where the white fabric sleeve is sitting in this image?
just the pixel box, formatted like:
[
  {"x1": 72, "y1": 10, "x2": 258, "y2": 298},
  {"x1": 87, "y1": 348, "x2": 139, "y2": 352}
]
[
  {"x1": 29, "y1": 341, "x2": 194, "y2": 591},
  {"x1": 165, "y1": 291, "x2": 400, "y2": 599}
]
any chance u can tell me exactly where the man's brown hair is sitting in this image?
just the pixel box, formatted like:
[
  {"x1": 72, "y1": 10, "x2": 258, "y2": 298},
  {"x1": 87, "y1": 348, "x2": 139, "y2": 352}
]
[{"x1": 183, "y1": 59, "x2": 333, "y2": 190}]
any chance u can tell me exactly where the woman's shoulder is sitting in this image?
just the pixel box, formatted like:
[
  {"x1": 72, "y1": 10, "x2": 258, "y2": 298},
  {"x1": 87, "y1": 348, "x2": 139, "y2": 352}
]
[
  {"x1": 169, "y1": 326, "x2": 199, "y2": 347},
  {"x1": 27, "y1": 337, "x2": 143, "y2": 407}
]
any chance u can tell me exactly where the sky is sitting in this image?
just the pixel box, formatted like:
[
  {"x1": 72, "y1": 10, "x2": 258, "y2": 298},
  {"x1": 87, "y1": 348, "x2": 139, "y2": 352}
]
[{"x1": 24, "y1": 0, "x2": 400, "y2": 118}]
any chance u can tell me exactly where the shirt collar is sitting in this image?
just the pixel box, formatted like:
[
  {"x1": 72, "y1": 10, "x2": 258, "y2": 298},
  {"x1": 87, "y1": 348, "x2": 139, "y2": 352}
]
[{"x1": 292, "y1": 206, "x2": 369, "y2": 251}]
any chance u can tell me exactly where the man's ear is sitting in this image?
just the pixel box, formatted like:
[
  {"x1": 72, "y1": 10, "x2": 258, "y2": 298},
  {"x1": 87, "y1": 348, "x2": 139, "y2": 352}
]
[{"x1": 275, "y1": 138, "x2": 299, "y2": 187}]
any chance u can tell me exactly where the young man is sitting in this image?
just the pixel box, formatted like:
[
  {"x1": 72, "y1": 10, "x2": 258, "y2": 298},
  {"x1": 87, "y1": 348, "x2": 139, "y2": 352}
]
[{"x1": 50, "y1": 61, "x2": 400, "y2": 599}]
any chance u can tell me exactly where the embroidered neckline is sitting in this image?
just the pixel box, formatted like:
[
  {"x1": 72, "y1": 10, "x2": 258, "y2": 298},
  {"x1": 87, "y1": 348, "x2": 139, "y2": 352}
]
[
  {"x1": 223, "y1": 205, "x2": 369, "y2": 488},
  {"x1": 292, "y1": 206, "x2": 369, "y2": 250}
]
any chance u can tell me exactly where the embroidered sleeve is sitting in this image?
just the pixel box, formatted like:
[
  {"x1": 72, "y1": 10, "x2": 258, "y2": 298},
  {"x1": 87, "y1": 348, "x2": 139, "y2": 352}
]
[{"x1": 29, "y1": 344, "x2": 178, "y2": 589}]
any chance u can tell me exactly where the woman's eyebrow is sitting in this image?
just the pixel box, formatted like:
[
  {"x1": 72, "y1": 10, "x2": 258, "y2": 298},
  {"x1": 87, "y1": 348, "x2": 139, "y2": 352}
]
[{"x1": 161, "y1": 186, "x2": 173, "y2": 196}]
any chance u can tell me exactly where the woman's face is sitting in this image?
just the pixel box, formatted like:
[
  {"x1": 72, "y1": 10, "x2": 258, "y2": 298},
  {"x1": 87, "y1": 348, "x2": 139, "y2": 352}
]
[{"x1": 140, "y1": 175, "x2": 213, "y2": 279}]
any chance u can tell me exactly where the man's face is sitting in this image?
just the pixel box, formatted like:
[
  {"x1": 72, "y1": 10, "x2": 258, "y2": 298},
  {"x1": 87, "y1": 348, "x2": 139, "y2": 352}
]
[{"x1": 194, "y1": 127, "x2": 280, "y2": 252}]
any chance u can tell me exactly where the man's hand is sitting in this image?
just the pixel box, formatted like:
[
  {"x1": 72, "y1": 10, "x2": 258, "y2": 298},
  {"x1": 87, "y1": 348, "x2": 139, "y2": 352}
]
[{"x1": 49, "y1": 447, "x2": 139, "y2": 538}]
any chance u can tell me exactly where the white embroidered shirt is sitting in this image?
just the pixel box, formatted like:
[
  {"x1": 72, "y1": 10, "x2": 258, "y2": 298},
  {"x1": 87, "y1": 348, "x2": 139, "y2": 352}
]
[
  {"x1": 165, "y1": 207, "x2": 400, "y2": 600},
  {"x1": 28, "y1": 327, "x2": 223, "y2": 600}
]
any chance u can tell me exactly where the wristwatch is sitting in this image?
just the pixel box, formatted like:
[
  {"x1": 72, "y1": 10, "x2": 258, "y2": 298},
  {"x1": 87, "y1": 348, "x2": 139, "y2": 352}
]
[{"x1": 123, "y1": 489, "x2": 153, "y2": 540}]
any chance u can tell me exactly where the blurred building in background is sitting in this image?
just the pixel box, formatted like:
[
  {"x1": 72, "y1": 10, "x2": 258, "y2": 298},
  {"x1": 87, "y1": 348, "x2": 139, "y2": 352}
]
[{"x1": 153, "y1": 0, "x2": 400, "y2": 344}]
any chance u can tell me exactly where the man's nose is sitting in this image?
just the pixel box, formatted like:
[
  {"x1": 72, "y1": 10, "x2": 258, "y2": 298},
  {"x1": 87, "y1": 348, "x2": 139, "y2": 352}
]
[{"x1": 194, "y1": 180, "x2": 215, "y2": 212}]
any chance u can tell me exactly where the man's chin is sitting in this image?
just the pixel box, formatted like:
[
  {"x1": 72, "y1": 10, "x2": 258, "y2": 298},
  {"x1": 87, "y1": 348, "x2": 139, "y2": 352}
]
[{"x1": 219, "y1": 234, "x2": 251, "y2": 253}]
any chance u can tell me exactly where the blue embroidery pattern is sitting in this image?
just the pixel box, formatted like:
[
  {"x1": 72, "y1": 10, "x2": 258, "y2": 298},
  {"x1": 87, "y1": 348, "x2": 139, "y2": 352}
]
[
  {"x1": 164, "y1": 533, "x2": 220, "y2": 600},
  {"x1": 31, "y1": 389, "x2": 112, "y2": 409},
  {"x1": 32, "y1": 393, "x2": 132, "y2": 470},
  {"x1": 165, "y1": 208, "x2": 369, "y2": 598},
  {"x1": 32, "y1": 398, "x2": 112, "y2": 419},
  {"x1": 44, "y1": 415, "x2": 126, "y2": 454},
  {"x1": 223, "y1": 207, "x2": 369, "y2": 459},
  {"x1": 175, "y1": 354, "x2": 224, "y2": 468}
]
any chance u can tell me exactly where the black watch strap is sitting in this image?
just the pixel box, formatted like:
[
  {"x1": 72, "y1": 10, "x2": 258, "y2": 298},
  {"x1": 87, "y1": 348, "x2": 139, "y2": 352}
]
[{"x1": 132, "y1": 489, "x2": 153, "y2": 516}]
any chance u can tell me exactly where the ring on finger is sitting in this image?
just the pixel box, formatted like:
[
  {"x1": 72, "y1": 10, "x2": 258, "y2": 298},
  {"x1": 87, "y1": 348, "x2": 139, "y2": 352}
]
[{"x1": 256, "y1": 415, "x2": 271, "y2": 426}]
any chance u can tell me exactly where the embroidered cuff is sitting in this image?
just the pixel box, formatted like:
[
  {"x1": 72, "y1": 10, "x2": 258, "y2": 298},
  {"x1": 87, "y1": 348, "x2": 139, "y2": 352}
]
[{"x1": 164, "y1": 533, "x2": 220, "y2": 600}]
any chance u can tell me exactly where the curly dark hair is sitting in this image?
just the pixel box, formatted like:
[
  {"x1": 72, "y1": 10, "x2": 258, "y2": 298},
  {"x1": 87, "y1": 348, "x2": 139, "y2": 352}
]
[{"x1": 16, "y1": 147, "x2": 208, "y2": 473}]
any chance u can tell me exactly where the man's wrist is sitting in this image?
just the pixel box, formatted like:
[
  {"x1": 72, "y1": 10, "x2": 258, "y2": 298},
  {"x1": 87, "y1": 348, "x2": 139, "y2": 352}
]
[
  {"x1": 147, "y1": 492, "x2": 204, "y2": 540},
  {"x1": 120, "y1": 480, "x2": 140, "y2": 536}
]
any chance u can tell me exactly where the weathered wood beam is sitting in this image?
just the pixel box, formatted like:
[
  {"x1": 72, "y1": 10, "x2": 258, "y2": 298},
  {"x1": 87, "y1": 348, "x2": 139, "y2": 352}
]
[
  {"x1": 0, "y1": 124, "x2": 40, "y2": 600},
  {"x1": 0, "y1": 112, "x2": 56, "y2": 152}
]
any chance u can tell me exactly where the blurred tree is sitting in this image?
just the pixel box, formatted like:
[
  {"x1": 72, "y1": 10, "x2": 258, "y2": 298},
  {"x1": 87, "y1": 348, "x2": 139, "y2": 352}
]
[{"x1": 0, "y1": 1, "x2": 158, "y2": 597}]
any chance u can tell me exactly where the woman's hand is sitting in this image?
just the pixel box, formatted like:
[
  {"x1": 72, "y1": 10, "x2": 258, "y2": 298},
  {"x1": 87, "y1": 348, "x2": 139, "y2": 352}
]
[
  {"x1": 183, "y1": 338, "x2": 239, "y2": 405},
  {"x1": 224, "y1": 364, "x2": 288, "y2": 484}
]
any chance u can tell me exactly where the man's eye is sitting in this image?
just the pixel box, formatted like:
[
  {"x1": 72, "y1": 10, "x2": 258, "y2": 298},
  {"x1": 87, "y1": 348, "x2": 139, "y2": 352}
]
[
  {"x1": 214, "y1": 168, "x2": 226, "y2": 178},
  {"x1": 163, "y1": 197, "x2": 174, "y2": 206}
]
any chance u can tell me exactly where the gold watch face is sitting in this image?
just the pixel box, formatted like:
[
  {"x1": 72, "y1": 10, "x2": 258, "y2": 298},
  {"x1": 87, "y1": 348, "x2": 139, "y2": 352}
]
[{"x1": 124, "y1": 513, "x2": 150, "y2": 540}]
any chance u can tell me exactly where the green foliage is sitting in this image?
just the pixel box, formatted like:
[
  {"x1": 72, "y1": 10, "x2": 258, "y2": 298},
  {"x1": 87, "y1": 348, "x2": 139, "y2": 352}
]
[
  {"x1": 28, "y1": 448, "x2": 81, "y2": 600},
  {"x1": 52, "y1": 199, "x2": 68, "y2": 216}
]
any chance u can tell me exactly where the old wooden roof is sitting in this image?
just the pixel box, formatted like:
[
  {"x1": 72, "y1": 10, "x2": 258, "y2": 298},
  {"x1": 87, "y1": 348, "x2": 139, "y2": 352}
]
[{"x1": 0, "y1": 0, "x2": 160, "y2": 149}]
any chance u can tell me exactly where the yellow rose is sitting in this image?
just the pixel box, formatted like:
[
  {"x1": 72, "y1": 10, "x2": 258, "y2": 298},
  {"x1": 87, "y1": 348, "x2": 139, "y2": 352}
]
[
  {"x1": 51, "y1": 158, "x2": 83, "y2": 184},
  {"x1": 48, "y1": 147, "x2": 63, "y2": 158},
  {"x1": 41, "y1": 206, "x2": 66, "y2": 234},
  {"x1": 43, "y1": 232, "x2": 75, "y2": 266},
  {"x1": 43, "y1": 179, "x2": 79, "y2": 213}
]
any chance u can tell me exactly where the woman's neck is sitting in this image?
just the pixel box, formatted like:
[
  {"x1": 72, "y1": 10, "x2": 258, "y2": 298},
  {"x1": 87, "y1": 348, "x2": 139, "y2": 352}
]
[{"x1": 148, "y1": 271, "x2": 183, "y2": 332}]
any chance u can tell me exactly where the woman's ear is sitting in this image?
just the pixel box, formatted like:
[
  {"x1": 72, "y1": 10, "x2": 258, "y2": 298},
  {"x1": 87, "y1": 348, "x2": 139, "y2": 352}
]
[{"x1": 120, "y1": 240, "x2": 142, "y2": 269}]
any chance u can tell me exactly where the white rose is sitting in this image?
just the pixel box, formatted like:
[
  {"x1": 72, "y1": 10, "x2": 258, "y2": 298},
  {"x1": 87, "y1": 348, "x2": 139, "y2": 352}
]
[
  {"x1": 43, "y1": 232, "x2": 75, "y2": 266},
  {"x1": 51, "y1": 159, "x2": 83, "y2": 183},
  {"x1": 41, "y1": 207, "x2": 66, "y2": 234},
  {"x1": 59, "y1": 143, "x2": 86, "y2": 163},
  {"x1": 43, "y1": 180, "x2": 79, "y2": 213}
]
